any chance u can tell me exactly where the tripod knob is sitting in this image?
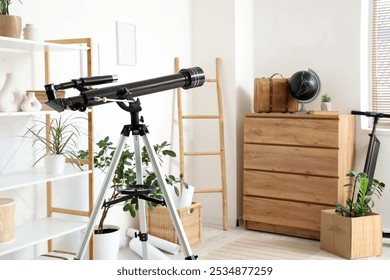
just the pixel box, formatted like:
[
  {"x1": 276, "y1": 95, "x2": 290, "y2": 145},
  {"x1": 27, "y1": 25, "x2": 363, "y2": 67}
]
[{"x1": 140, "y1": 116, "x2": 144, "y2": 123}]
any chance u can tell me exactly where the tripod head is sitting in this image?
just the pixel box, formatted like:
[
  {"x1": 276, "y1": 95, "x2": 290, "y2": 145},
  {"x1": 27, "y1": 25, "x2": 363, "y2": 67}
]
[{"x1": 45, "y1": 67, "x2": 205, "y2": 112}]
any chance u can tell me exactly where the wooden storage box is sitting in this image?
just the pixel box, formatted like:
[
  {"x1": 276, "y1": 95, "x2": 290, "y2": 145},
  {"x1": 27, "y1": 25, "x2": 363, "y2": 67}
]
[
  {"x1": 0, "y1": 198, "x2": 15, "y2": 244},
  {"x1": 320, "y1": 209, "x2": 382, "y2": 259},
  {"x1": 146, "y1": 201, "x2": 202, "y2": 247}
]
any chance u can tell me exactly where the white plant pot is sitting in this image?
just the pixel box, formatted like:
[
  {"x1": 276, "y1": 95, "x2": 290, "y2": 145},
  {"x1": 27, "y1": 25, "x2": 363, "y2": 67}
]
[
  {"x1": 321, "y1": 102, "x2": 332, "y2": 111},
  {"x1": 44, "y1": 154, "x2": 66, "y2": 174},
  {"x1": 94, "y1": 225, "x2": 120, "y2": 260}
]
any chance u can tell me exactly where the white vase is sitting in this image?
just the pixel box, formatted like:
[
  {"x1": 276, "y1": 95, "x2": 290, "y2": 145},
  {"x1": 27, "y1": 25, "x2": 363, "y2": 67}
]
[
  {"x1": 94, "y1": 225, "x2": 120, "y2": 260},
  {"x1": 0, "y1": 73, "x2": 22, "y2": 112},
  {"x1": 44, "y1": 154, "x2": 66, "y2": 174},
  {"x1": 21, "y1": 91, "x2": 42, "y2": 112}
]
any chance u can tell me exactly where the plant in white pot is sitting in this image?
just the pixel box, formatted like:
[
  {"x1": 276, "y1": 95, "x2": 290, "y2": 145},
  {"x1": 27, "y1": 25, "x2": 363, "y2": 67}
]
[
  {"x1": 0, "y1": 0, "x2": 23, "y2": 38},
  {"x1": 320, "y1": 93, "x2": 332, "y2": 111},
  {"x1": 24, "y1": 114, "x2": 84, "y2": 174},
  {"x1": 78, "y1": 136, "x2": 182, "y2": 259}
]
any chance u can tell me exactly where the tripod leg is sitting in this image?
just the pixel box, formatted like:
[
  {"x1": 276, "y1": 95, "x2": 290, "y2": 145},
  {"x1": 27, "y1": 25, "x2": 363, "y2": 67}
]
[
  {"x1": 141, "y1": 134, "x2": 197, "y2": 259},
  {"x1": 75, "y1": 134, "x2": 128, "y2": 260},
  {"x1": 133, "y1": 135, "x2": 148, "y2": 259}
]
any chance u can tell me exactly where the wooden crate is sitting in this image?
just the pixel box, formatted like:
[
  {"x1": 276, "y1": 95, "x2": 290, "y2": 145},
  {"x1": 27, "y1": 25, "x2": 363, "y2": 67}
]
[
  {"x1": 320, "y1": 209, "x2": 382, "y2": 259},
  {"x1": 146, "y1": 201, "x2": 202, "y2": 247}
]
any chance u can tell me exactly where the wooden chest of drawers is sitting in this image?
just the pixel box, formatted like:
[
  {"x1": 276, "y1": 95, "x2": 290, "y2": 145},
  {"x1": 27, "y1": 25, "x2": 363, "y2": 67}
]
[{"x1": 243, "y1": 113, "x2": 355, "y2": 239}]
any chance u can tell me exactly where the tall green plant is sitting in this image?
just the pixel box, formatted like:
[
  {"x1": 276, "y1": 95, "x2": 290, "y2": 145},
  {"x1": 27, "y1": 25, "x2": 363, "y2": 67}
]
[
  {"x1": 78, "y1": 136, "x2": 183, "y2": 233},
  {"x1": 335, "y1": 171, "x2": 385, "y2": 217},
  {"x1": 0, "y1": 0, "x2": 22, "y2": 15}
]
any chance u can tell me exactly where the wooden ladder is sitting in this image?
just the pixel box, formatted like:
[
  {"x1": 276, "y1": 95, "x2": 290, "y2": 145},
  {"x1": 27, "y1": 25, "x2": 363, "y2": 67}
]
[{"x1": 175, "y1": 57, "x2": 228, "y2": 231}]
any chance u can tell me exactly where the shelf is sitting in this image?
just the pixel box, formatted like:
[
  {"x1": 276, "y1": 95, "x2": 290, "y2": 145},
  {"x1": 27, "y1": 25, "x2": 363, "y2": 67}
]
[
  {"x1": 0, "y1": 36, "x2": 89, "y2": 53},
  {"x1": 0, "y1": 110, "x2": 59, "y2": 117},
  {"x1": 0, "y1": 218, "x2": 86, "y2": 256},
  {"x1": 0, "y1": 168, "x2": 92, "y2": 192}
]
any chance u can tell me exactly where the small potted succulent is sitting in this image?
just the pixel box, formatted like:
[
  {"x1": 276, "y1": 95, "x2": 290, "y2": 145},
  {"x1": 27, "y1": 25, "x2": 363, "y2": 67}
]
[{"x1": 320, "y1": 93, "x2": 332, "y2": 111}]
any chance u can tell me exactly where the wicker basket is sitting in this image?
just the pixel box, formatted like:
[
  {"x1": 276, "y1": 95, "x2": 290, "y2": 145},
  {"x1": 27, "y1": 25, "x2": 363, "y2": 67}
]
[{"x1": 146, "y1": 201, "x2": 202, "y2": 247}]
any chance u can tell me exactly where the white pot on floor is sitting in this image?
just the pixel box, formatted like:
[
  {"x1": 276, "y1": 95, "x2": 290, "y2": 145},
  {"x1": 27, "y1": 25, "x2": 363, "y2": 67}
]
[{"x1": 94, "y1": 225, "x2": 120, "y2": 260}]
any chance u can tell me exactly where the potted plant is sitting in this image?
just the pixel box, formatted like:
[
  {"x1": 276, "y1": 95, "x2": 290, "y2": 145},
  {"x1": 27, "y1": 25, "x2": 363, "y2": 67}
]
[
  {"x1": 320, "y1": 93, "x2": 332, "y2": 111},
  {"x1": 0, "y1": 0, "x2": 22, "y2": 38},
  {"x1": 320, "y1": 171, "x2": 385, "y2": 259},
  {"x1": 78, "y1": 136, "x2": 182, "y2": 259},
  {"x1": 24, "y1": 114, "x2": 84, "y2": 174}
]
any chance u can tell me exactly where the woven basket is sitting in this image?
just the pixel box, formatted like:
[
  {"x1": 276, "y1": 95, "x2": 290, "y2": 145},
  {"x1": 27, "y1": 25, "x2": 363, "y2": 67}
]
[{"x1": 146, "y1": 201, "x2": 202, "y2": 247}]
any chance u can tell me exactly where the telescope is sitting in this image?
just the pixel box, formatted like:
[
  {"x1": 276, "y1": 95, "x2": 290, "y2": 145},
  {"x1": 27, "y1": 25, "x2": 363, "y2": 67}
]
[{"x1": 45, "y1": 67, "x2": 205, "y2": 112}]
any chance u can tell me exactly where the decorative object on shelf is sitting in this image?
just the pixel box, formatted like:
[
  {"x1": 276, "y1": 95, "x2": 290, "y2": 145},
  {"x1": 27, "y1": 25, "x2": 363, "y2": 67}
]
[
  {"x1": 22, "y1": 23, "x2": 39, "y2": 40},
  {"x1": 320, "y1": 171, "x2": 385, "y2": 259},
  {"x1": 0, "y1": 198, "x2": 15, "y2": 244},
  {"x1": 288, "y1": 69, "x2": 321, "y2": 114},
  {"x1": 0, "y1": 73, "x2": 23, "y2": 112},
  {"x1": 20, "y1": 91, "x2": 42, "y2": 112},
  {"x1": 321, "y1": 93, "x2": 332, "y2": 111},
  {"x1": 24, "y1": 114, "x2": 84, "y2": 174},
  {"x1": 0, "y1": 0, "x2": 22, "y2": 38}
]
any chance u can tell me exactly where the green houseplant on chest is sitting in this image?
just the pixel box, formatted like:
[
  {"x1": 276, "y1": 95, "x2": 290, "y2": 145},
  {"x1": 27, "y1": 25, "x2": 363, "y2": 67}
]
[
  {"x1": 0, "y1": 0, "x2": 22, "y2": 38},
  {"x1": 320, "y1": 171, "x2": 385, "y2": 259}
]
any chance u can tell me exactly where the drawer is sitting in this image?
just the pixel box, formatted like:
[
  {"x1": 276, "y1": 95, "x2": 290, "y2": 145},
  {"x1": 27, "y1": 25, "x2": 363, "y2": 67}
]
[
  {"x1": 243, "y1": 170, "x2": 339, "y2": 204},
  {"x1": 244, "y1": 144, "x2": 338, "y2": 177},
  {"x1": 244, "y1": 117, "x2": 339, "y2": 147},
  {"x1": 243, "y1": 196, "x2": 331, "y2": 232}
]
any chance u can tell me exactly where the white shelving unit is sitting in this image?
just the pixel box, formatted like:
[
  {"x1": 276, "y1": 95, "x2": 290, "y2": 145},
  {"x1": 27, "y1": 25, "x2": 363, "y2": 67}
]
[{"x1": 0, "y1": 37, "x2": 94, "y2": 259}]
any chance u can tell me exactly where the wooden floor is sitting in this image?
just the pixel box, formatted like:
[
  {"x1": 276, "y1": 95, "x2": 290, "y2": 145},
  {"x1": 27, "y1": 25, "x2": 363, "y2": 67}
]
[{"x1": 119, "y1": 223, "x2": 390, "y2": 260}]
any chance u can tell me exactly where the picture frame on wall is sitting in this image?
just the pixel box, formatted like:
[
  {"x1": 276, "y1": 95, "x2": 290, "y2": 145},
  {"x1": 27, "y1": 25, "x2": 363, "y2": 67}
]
[{"x1": 116, "y1": 21, "x2": 137, "y2": 66}]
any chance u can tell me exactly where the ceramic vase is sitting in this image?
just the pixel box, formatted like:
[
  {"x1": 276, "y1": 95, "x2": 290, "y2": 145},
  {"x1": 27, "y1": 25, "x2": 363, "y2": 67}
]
[
  {"x1": 21, "y1": 91, "x2": 42, "y2": 112},
  {"x1": 0, "y1": 73, "x2": 22, "y2": 112}
]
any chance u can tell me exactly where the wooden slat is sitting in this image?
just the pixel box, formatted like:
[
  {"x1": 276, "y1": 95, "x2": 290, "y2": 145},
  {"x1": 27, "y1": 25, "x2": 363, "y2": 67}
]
[
  {"x1": 182, "y1": 115, "x2": 219, "y2": 119},
  {"x1": 184, "y1": 151, "x2": 221, "y2": 156}
]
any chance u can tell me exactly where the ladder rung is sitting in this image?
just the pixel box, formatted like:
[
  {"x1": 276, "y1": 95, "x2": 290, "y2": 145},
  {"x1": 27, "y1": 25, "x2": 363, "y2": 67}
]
[
  {"x1": 184, "y1": 151, "x2": 221, "y2": 156},
  {"x1": 182, "y1": 115, "x2": 219, "y2": 119},
  {"x1": 195, "y1": 189, "x2": 223, "y2": 194},
  {"x1": 205, "y1": 78, "x2": 217, "y2": 83},
  {"x1": 51, "y1": 207, "x2": 90, "y2": 217}
]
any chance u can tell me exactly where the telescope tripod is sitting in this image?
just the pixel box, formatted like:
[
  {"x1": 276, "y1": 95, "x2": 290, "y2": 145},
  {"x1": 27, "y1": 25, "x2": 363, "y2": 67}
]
[{"x1": 75, "y1": 94, "x2": 197, "y2": 260}]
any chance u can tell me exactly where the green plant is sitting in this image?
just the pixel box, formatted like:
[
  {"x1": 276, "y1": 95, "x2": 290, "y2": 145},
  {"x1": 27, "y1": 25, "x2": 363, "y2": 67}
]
[
  {"x1": 23, "y1": 114, "x2": 84, "y2": 169},
  {"x1": 321, "y1": 93, "x2": 331, "y2": 102},
  {"x1": 335, "y1": 171, "x2": 385, "y2": 217},
  {"x1": 0, "y1": 0, "x2": 22, "y2": 15},
  {"x1": 78, "y1": 136, "x2": 183, "y2": 233}
]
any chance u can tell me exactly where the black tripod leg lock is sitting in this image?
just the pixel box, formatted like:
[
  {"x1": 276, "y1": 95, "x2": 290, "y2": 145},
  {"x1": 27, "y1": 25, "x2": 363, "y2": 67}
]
[
  {"x1": 185, "y1": 255, "x2": 198, "y2": 260},
  {"x1": 135, "y1": 231, "x2": 148, "y2": 242}
]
